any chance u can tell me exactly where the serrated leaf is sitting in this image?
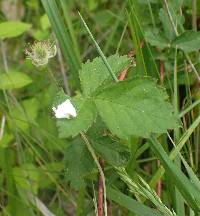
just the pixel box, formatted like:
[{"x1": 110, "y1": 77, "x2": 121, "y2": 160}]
[
  {"x1": 0, "y1": 21, "x2": 31, "y2": 39},
  {"x1": 53, "y1": 89, "x2": 70, "y2": 107},
  {"x1": 80, "y1": 54, "x2": 130, "y2": 97},
  {"x1": 54, "y1": 91, "x2": 97, "y2": 138},
  {"x1": 95, "y1": 77, "x2": 178, "y2": 139},
  {"x1": 92, "y1": 137, "x2": 131, "y2": 166},
  {"x1": 64, "y1": 139, "x2": 95, "y2": 188},
  {"x1": 0, "y1": 71, "x2": 32, "y2": 90},
  {"x1": 144, "y1": 30, "x2": 169, "y2": 49},
  {"x1": 172, "y1": 31, "x2": 200, "y2": 52}
]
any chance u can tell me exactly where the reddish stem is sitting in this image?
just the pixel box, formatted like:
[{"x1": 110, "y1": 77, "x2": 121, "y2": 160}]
[
  {"x1": 156, "y1": 160, "x2": 162, "y2": 197},
  {"x1": 160, "y1": 60, "x2": 165, "y2": 84},
  {"x1": 98, "y1": 159, "x2": 105, "y2": 216}
]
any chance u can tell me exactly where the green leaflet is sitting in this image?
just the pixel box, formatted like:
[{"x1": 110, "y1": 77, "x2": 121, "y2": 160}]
[
  {"x1": 55, "y1": 94, "x2": 97, "y2": 138},
  {"x1": 95, "y1": 77, "x2": 178, "y2": 139},
  {"x1": 172, "y1": 31, "x2": 200, "y2": 52},
  {"x1": 13, "y1": 164, "x2": 39, "y2": 194},
  {"x1": 54, "y1": 54, "x2": 129, "y2": 138},
  {"x1": 64, "y1": 138, "x2": 95, "y2": 189},
  {"x1": 92, "y1": 137, "x2": 131, "y2": 166},
  {"x1": 87, "y1": 119, "x2": 131, "y2": 166},
  {"x1": 0, "y1": 71, "x2": 32, "y2": 90},
  {"x1": 52, "y1": 89, "x2": 70, "y2": 107},
  {"x1": 54, "y1": 56, "x2": 177, "y2": 140},
  {"x1": 0, "y1": 21, "x2": 31, "y2": 39},
  {"x1": 8, "y1": 98, "x2": 39, "y2": 131},
  {"x1": 159, "y1": 9, "x2": 176, "y2": 41},
  {"x1": 144, "y1": 29, "x2": 169, "y2": 49},
  {"x1": 80, "y1": 54, "x2": 130, "y2": 97}
]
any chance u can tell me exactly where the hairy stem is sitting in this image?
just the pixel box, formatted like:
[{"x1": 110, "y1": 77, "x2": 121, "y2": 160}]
[
  {"x1": 80, "y1": 132, "x2": 107, "y2": 216},
  {"x1": 98, "y1": 159, "x2": 105, "y2": 216}
]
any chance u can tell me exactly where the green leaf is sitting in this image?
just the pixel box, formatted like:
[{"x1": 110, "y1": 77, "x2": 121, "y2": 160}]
[
  {"x1": 92, "y1": 137, "x2": 131, "y2": 166},
  {"x1": 64, "y1": 138, "x2": 95, "y2": 188},
  {"x1": 144, "y1": 30, "x2": 169, "y2": 49},
  {"x1": 170, "y1": 0, "x2": 184, "y2": 9},
  {"x1": 40, "y1": 14, "x2": 51, "y2": 30},
  {"x1": 13, "y1": 164, "x2": 39, "y2": 194},
  {"x1": 39, "y1": 162, "x2": 64, "y2": 188},
  {"x1": 95, "y1": 77, "x2": 177, "y2": 139},
  {"x1": 0, "y1": 21, "x2": 31, "y2": 39},
  {"x1": 0, "y1": 133, "x2": 13, "y2": 148},
  {"x1": 159, "y1": 9, "x2": 176, "y2": 41},
  {"x1": 53, "y1": 89, "x2": 70, "y2": 107},
  {"x1": 9, "y1": 98, "x2": 39, "y2": 131},
  {"x1": 80, "y1": 54, "x2": 130, "y2": 97},
  {"x1": 54, "y1": 90, "x2": 97, "y2": 138},
  {"x1": 86, "y1": 117, "x2": 131, "y2": 166},
  {"x1": 0, "y1": 71, "x2": 32, "y2": 90},
  {"x1": 172, "y1": 31, "x2": 200, "y2": 52}
]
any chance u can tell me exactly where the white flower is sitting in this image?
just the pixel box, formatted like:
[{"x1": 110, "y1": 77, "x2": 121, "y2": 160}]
[{"x1": 52, "y1": 99, "x2": 77, "y2": 119}]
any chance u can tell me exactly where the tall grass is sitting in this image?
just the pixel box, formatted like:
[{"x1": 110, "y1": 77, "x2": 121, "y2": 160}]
[{"x1": 0, "y1": 0, "x2": 200, "y2": 215}]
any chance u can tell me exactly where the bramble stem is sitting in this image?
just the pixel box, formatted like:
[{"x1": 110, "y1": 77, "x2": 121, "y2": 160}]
[{"x1": 80, "y1": 132, "x2": 107, "y2": 216}]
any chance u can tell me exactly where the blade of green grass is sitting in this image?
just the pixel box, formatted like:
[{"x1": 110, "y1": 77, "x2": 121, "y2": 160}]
[
  {"x1": 107, "y1": 186, "x2": 164, "y2": 216},
  {"x1": 173, "y1": 48, "x2": 185, "y2": 216},
  {"x1": 59, "y1": 0, "x2": 81, "y2": 61},
  {"x1": 127, "y1": 0, "x2": 160, "y2": 78},
  {"x1": 41, "y1": 0, "x2": 81, "y2": 87},
  {"x1": 149, "y1": 135, "x2": 200, "y2": 213},
  {"x1": 179, "y1": 99, "x2": 200, "y2": 118},
  {"x1": 78, "y1": 12, "x2": 119, "y2": 83},
  {"x1": 149, "y1": 114, "x2": 200, "y2": 188},
  {"x1": 103, "y1": 2, "x2": 127, "y2": 54}
]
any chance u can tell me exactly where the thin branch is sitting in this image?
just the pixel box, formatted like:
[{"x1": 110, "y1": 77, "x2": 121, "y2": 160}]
[{"x1": 80, "y1": 132, "x2": 107, "y2": 216}]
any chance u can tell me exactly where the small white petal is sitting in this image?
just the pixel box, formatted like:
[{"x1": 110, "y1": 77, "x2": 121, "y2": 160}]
[{"x1": 52, "y1": 99, "x2": 77, "y2": 119}]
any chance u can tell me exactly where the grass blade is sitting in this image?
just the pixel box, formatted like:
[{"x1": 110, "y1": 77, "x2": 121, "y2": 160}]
[
  {"x1": 78, "y1": 12, "x2": 119, "y2": 83},
  {"x1": 149, "y1": 135, "x2": 200, "y2": 213},
  {"x1": 107, "y1": 186, "x2": 163, "y2": 216},
  {"x1": 41, "y1": 0, "x2": 81, "y2": 86}
]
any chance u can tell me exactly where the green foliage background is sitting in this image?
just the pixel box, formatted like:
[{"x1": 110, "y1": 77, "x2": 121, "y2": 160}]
[{"x1": 1, "y1": 0, "x2": 200, "y2": 215}]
